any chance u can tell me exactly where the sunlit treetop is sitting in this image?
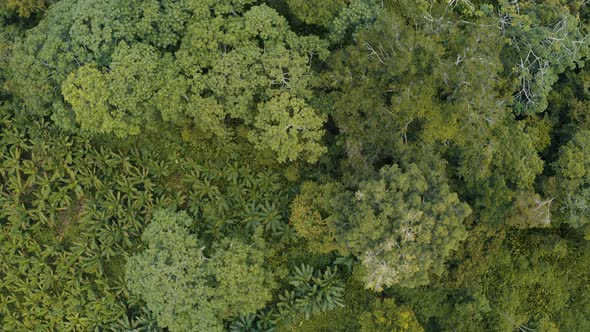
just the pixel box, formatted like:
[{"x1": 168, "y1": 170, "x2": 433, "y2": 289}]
[{"x1": 9, "y1": 0, "x2": 329, "y2": 163}]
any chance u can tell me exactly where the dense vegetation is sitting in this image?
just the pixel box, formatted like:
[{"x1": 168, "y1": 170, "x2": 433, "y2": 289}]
[{"x1": 1, "y1": 0, "x2": 589, "y2": 331}]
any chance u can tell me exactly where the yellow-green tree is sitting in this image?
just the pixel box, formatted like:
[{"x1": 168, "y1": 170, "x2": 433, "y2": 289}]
[
  {"x1": 1, "y1": 0, "x2": 47, "y2": 17},
  {"x1": 359, "y1": 298, "x2": 424, "y2": 332}
]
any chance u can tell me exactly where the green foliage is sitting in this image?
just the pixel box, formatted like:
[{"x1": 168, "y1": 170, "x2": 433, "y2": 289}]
[
  {"x1": 325, "y1": 8, "x2": 447, "y2": 161},
  {"x1": 0, "y1": 103, "x2": 294, "y2": 330},
  {"x1": 250, "y1": 93, "x2": 327, "y2": 163},
  {"x1": 286, "y1": 0, "x2": 347, "y2": 27},
  {"x1": 9, "y1": 0, "x2": 329, "y2": 162},
  {"x1": 0, "y1": 109, "x2": 140, "y2": 330},
  {"x1": 2, "y1": 1, "x2": 590, "y2": 331},
  {"x1": 105, "y1": 301, "x2": 162, "y2": 332},
  {"x1": 291, "y1": 162, "x2": 471, "y2": 291},
  {"x1": 339, "y1": 163, "x2": 471, "y2": 290},
  {"x1": 359, "y1": 298, "x2": 424, "y2": 332},
  {"x1": 178, "y1": 160, "x2": 296, "y2": 242},
  {"x1": 506, "y1": 191, "x2": 553, "y2": 229},
  {"x1": 327, "y1": 0, "x2": 381, "y2": 43},
  {"x1": 289, "y1": 181, "x2": 343, "y2": 254},
  {"x1": 324, "y1": 3, "x2": 543, "y2": 195},
  {"x1": 228, "y1": 263, "x2": 346, "y2": 331},
  {"x1": 0, "y1": 0, "x2": 48, "y2": 17},
  {"x1": 442, "y1": 222, "x2": 507, "y2": 291},
  {"x1": 126, "y1": 209, "x2": 275, "y2": 332},
  {"x1": 391, "y1": 287, "x2": 496, "y2": 331},
  {"x1": 480, "y1": 230, "x2": 590, "y2": 331},
  {"x1": 546, "y1": 65, "x2": 590, "y2": 147},
  {"x1": 286, "y1": 264, "x2": 345, "y2": 317},
  {"x1": 285, "y1": 0, "x2": 381, "y2": 44},
  {"x1": 411, "y1": 224, "x2": 590, "y2": 331},
  {"x1": 551, "y1": 130, "x2": 590, "y2": 228},
  {"x1": 499, "y1": 0, "x2": 590, "y2": 114},
  {"x1": 62, "y1": 42, "x2": 159, "y2": 137}
]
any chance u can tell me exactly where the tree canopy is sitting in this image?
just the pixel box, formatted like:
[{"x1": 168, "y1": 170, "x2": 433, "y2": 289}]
[
  {"x1": 9, "y1": 0, "x2": 329, "y2": 162},
  {"x1": 2, "y1": 0, "x2": 590, "y2": 331},
  {"x1": 126, "y1": 210, "x2": 275, "y2": 332}
]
